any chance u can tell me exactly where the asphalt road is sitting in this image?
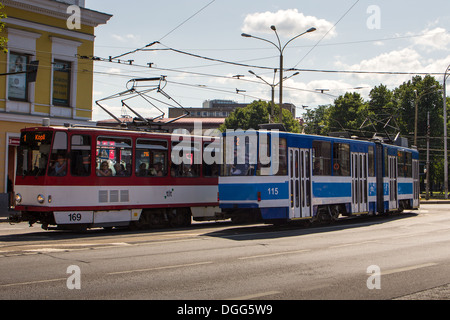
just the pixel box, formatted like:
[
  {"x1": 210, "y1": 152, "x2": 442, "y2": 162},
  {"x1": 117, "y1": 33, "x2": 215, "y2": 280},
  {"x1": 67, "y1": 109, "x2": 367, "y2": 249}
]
[{"x1": 0, "y1": 204, "x2": 449, "y2": 301}]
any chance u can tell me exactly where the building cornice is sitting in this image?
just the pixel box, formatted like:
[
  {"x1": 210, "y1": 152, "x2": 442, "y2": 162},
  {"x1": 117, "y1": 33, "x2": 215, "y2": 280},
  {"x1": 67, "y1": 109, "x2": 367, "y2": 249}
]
[{"x1": 2, "y1": 0, "x2": 112, "y2": 27}]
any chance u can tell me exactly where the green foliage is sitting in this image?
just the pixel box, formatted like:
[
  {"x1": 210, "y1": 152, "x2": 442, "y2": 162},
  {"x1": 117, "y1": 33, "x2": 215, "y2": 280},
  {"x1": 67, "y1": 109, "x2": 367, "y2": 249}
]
[
  {"x1": 301, "y1": 74, "x2": 446, "y2": 191},
  {"x1": 219, "y1": 100, "x2": 300, "y2": 133},
  {"x1": 0, "y1": 3, "x2": 7, "y2": 53}
]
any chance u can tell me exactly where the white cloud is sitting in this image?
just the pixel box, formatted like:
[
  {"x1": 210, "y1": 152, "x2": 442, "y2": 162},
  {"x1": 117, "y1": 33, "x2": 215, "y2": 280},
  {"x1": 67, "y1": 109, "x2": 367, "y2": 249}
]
[
  {"x1": 111, "y1": 33, "x2": 142, "y2": 44},
  {"x1": 106, "y1": 68, "x2": 122, "y2": 75},
  {"x1": 409, "y1": 27, "x2": 450, "y2": 52},
  {"x1": 335, "y1": 48, "x2": 424, "y2": 85},
  {"x1": 242, "y1": 9, "x2": 336, "y2": 40}
]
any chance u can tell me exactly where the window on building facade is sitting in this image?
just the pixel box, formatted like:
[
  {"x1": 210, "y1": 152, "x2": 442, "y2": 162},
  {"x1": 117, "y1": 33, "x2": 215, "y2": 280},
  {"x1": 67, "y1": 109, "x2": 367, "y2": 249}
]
[
  {"x1": 52, "y1": 60, "x2": 71, "y2": 106},
  {"x1": 8, "y1": 52, "x2": 29, "y2": 101}
]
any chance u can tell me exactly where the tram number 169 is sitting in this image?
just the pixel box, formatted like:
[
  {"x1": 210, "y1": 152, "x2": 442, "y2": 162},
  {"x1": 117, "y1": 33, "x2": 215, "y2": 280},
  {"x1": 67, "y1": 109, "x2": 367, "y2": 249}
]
[
  {"x1": 54, "y1": 211, "x2": 93, "y2": 224},
  {"x1": 68, "y1": 213, "x2": 83, "y2": 222}
]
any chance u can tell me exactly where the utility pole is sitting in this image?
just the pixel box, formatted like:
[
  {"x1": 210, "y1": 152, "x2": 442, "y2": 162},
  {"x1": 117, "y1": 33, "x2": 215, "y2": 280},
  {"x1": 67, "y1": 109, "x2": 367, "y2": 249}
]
[
  {"x1": 426, "y1": 111, "x2": 430, "y2": 200},
  {"x1": 443, "y1": 64, "x2": 450, "y2": 199}
]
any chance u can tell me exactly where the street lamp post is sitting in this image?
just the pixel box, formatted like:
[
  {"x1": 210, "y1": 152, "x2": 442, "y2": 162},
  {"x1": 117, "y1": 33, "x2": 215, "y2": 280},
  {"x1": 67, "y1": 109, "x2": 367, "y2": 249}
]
[
  {"x1": 248, "y1": 69, "x2": 299, "y2": 123},
  {"x1": 414, "y1": 85, "x2": 436, "y2": 147},
  {"x1": 242, "y1": 26, "x2": 316, "y2": 123}
]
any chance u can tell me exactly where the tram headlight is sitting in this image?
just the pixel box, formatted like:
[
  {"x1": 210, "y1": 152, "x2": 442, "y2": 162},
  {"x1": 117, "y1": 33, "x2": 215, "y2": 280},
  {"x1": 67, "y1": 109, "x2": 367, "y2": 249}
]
[
  {"x1": 15, "y1": 193, "x2": 22, "y2": 205},
  {"x1": 37, "y1": 194, "x2": 45, "y2": 204}
]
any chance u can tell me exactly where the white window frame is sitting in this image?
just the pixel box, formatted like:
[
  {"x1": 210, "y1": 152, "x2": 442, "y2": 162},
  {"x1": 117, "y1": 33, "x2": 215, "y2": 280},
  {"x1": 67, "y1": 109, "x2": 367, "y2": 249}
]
[{"x1": 50, "y1": 36, "x2": 81, "y2": 118}]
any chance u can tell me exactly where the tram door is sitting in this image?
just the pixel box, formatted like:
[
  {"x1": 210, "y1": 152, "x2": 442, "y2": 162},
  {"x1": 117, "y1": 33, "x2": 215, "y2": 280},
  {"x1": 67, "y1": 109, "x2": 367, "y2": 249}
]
[
  {"x1": 388, "y1": 155, "x2": 398, "y2": 210},
  {"x1": 289, "y1": 148, "x2": 312, "y2": 219},
  {"x1": 351, "y1": 153, "x2": 368, "y2": 214}
]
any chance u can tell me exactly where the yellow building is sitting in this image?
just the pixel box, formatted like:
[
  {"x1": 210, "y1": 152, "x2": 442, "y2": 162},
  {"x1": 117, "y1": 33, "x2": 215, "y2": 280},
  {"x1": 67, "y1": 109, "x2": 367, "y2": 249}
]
[{"x1": 0, "y1": 0, "x2": 111, "y2": 213}]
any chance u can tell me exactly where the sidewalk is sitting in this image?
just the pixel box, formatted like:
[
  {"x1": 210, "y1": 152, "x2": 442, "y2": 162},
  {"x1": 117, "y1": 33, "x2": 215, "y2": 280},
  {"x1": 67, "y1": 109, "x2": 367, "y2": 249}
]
[
  {"x1": 0, "y1": 208, "x2": 18, "y2": 223},
  {"x1": 419, "y1": 198, "x2": 450, "y2": 204}
]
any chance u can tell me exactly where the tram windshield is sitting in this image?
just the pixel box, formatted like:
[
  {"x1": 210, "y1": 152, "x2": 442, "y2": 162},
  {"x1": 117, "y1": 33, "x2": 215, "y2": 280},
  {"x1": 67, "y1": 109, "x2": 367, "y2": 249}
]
[{"x1": 17, "y1": 131, "x2": 53, "y2": 177}]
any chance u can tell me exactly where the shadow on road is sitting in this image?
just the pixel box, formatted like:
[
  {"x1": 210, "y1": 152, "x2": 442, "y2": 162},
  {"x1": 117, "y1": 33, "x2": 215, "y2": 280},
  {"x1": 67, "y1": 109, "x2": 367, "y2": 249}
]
[
  {"x1": 202, "y1": 211, "x2": 419, "y2": 241},
  {"x1": 0, "y1": 211, "x2": 419, "y2": 244}
]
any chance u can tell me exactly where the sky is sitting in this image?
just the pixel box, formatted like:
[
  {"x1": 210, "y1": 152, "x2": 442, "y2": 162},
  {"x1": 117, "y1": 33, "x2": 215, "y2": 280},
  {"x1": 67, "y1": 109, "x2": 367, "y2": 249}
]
[{"x1": 86, "y1": 0, "x2": 450, "y2": 121}]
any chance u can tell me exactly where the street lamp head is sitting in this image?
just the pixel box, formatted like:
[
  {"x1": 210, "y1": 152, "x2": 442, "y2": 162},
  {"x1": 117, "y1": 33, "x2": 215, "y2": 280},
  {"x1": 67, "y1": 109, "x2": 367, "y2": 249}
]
[
  {"x1": 306, "y1": 27, "x2": 317, "y2": 33},
  {"x1": 241, "y1": 33, "x2": 252, "y2": 38},
  {"x1": 270, "y1": 25, "x2": 276, "y2": 31},
  {"x1": 248, "y1": 70, "x2": 256, "y2": 75}
]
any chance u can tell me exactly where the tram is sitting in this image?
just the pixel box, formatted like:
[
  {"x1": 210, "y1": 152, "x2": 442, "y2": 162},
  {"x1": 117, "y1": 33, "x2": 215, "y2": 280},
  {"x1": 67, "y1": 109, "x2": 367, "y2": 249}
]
[
  {"x1": 13, "y1": 124, "x2": 221, "y2": 230},
  {"x1": 219, "y1": 130, "x2": 420, "y2": 224}
]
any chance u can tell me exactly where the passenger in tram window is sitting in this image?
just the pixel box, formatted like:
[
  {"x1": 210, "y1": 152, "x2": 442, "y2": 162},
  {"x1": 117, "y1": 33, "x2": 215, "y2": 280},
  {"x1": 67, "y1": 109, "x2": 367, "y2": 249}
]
[
  {"x1": 154, "y1": 162, "x2": 164, "y2": 176},
  {"x1": 183, "y1": 165, "x2": 193, "y2": 177},
  {"x1": 114, "y1": 163, "x2": 127, "y2": 176},
  {"x1": 97, "y1": 161, "x2": 112, "y2": 177},
  {"x1": 49, "y1": 154, "x2": 67, "y2": 176},
  {"x1": 170, "y1": 166, "x2": 177, "y2": 177},
  {"x1": 137, "y1": 162, "x2": 148, "y2": 176}
]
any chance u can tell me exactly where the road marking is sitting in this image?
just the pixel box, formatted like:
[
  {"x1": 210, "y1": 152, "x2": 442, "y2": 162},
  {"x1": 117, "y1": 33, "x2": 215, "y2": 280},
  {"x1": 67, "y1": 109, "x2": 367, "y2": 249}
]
[
  {"x1": 238, "y1": 249, "x2": 310, "y2": 260},
  {"x1": 329, "y1": 240, "x2": 378, "y2": 249},
  {"x1": 226, "y1": 291, "x2": 281, "y2": 300},
  {"x1": 382, "y1": 263, "x2": 438, "y2": 276},
  {"x1": 106, "y1": 261, "x2": 213, "y2": 275},
  {"x1": 25, "y1": 248, "x2": 69, "y2": 253},
  {"x1": 0, "y1": 278, "x2": 66, "y2": 288}
]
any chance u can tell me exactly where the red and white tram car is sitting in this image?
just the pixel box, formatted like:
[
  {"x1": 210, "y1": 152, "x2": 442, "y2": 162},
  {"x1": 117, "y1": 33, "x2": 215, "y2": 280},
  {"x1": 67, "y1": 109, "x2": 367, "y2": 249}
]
[{"x1": 13, "y1": 124, "x2": 221, "y2": 230}]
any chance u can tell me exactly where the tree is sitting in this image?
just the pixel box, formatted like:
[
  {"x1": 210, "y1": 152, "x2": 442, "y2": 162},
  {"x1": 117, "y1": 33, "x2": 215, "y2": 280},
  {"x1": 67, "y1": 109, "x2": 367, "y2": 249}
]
[
  {"x1": 0, "y1": 3, "x2": 7, "y2": 53},
  {"x1": 302, "y1": 104, "x2": 329, "y2": 135},
  {"x1": 220, "y1": 100, "x2": 300, "y2": 133},
  {"x1": 324, "y1": 92, "x2": 368, "y2": 135}
]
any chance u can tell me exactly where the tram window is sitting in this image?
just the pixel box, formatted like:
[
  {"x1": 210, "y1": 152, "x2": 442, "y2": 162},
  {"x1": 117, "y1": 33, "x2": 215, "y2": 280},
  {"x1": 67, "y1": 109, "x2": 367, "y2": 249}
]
[
  {"x1": 17, "y1": 131, "x2": 52, "y2": 177},
  {"x1": 222, "y1": 136, "x2": 254, "y2": 176},
  {"x1": 48, "y1": 132, "x2": 68, "y2": 177},
  {"x1": 405, "y1": 152, "x2": 412, "y2": 178},
  {"x1": 70, "y1": 135, "x2": 91, "y2": 176},
  {"x1": 136, "y1": 139, "x2": 168, "y2": 177},
  {"x1": 257, "y1": 137, "x2": 287, "y2": 176},
  {"x1": 312, "y1": 141, "x2": 331, "y2": 176},
  {"x1": 332, "y1": 143, "x2": 350, "y2": 176},
  {"x1": 278, "y1": 138, "x2": 287, "y2": 176},
  {"x1": 368, "y1": 146, "x2": 375, "y2": 177},
  {"x1": 384, "y1": 148, "x2": 388, "y2": 177},
  {"x1": 96, "y1": 136, "x2": 132, "y2": 177},
  {"x1": 397, "y1": 151, "x2": 405, "y2": 178},
  {"x1": 203, "y1": 141, "x2": 219, "y2": 177},
  {"x1": 171, "y1": 142, "x2": 200, "y2": 177}
]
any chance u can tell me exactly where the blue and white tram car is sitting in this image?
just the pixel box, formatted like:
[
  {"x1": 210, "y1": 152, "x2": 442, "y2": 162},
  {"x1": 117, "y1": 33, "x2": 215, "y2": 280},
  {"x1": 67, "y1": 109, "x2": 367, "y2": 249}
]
[{"x1": 219, "y1": 130, "x2": 419, "y2": 224}]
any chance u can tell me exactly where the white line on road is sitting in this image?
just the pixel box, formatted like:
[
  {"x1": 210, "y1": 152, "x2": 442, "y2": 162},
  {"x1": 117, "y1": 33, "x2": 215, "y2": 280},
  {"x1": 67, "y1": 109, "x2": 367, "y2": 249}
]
[
  {"x1": 226, "y1": 291, "x2": 281, "y2": 300},
  {"x1": 382, "y1": 263, "x2": 438, "y2": 276},
  {"x1": 329, "y1": 240, "x2": 378, "y2": 249},
  {"x1": 238, "y1": 249, "x2": 310, "y2": 260},
  {"x1": 0, "y1": 278, "x2": 66, "y2": 288},
  {"x1": 106, "y1": 261, "x2": 214, "y2": 275}
]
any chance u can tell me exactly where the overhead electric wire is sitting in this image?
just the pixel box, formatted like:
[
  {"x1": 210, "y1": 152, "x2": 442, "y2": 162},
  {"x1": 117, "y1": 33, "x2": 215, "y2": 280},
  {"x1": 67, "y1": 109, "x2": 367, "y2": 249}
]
[
  {"x1": 294, "y1": 0, "x2": 361, "y2": 68},
  {"x1": 111, "y1": 0, "x2": 216, "y2": 60},
  {"x1": 158, "y1": 0, "x2": 216, "y2": 42}
]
